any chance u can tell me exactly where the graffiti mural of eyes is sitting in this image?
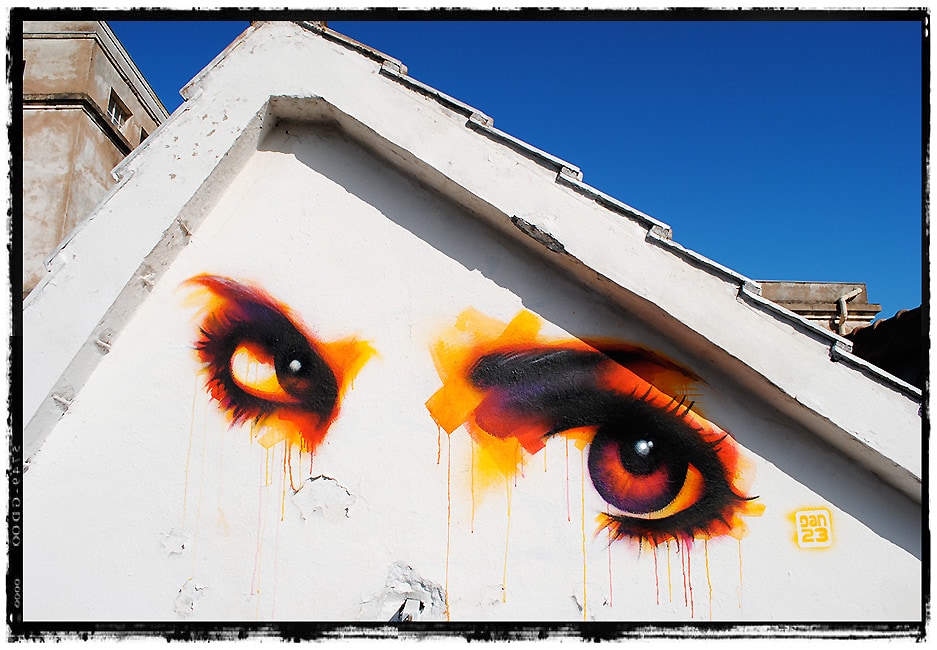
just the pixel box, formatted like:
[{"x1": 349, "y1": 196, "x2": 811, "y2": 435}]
[
  {"x1": 426, "y1": 308, "x2": 763, "y2": 547},
  {"x1": 182, "y1": 274, "x2": 375, "y2": 452}
]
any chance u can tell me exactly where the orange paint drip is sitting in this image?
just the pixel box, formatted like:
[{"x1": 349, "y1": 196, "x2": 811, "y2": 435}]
[
  {"x1": 704, "y1": 539, "x2": 713, "y2": 621},
  {"x1": 445, "y1": 432, "x2": 452, "y2": 621},
  {"x1": 543, "y1": 445, "x2": 548, "y2": 473},
  {"x1": 280, "y1": 447, "x2": 287, "y2": 521},
  {"x1": 687, "y1": 544, "x2": 694, "y2": 618},
  {"x1": 580, "y1": 447, "x2": 588, "y2": 621},
  {"x1": 470, "y1": 439, "x2": 476, "y2": 534},
  {"x1": 271, "y1": 493, "x2": 282, "y2": 620},
  {"x1": 514, "y1": 446, "x2": 519, "y2": 488},
  {"x1": 653, "y1": 544, "x2": 660, "y2": 606},
  {"x1": 287, "y1": 445, "x2": 299, "y2": 493},
  {"x1": 565, "y1": 438, "x2": 571, "y2": 522},
  {"x1": 666, "y1": 541, "x2": 673, "y2": 603},
  {"x1": 681, "y1": 544, "x2": 688, "y2": 609},
  {"x1": 250, "y1": 456, "x2": 265, "y2": 597},
  {"x1": 502, "y1": 476, "x2": 512, "y2": 603},
  {"x1": 738, "y1": 538, "x2": 744, "y2": 610},
  {"x1": 437, "y1": 425, "x2": 442, "y2": 466}
]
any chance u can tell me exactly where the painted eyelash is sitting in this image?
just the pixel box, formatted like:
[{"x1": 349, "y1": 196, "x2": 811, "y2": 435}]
[
  {"x1": 425, "y1": 309, "x2": 763, "y2": 546},
  {"x1": 183, "y1": 274, "x2": 375, "y2": 453}
]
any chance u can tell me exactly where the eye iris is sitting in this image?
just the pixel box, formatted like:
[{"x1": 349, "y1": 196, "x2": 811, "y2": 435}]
[
  {"x1": 274, "y1": 343, "x2": 339, "y2": 414},
  {"x1": 589, "y1": 428, "x2": 688, "y2": 514}
]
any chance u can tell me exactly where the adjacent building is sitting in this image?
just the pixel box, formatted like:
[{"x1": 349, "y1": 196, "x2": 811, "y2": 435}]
[{"x1": 22, "y1": 21, "x2": 168, "y2": 297}]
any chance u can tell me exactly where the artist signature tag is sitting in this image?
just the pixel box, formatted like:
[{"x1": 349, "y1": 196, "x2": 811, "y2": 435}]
[{"x1": 794, "y1": 508, "x2": 833, "y2": 549}]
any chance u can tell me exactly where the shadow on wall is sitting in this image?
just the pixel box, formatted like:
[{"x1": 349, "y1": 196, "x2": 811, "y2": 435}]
[{"x1": 257, "y1": 119, "x2": 921, "y2": 561}]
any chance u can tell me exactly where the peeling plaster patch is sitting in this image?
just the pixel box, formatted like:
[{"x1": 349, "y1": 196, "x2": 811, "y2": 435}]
[
  {"x1": 359, "y1": 562, "x2": 447, "y2": 621},
  {"x1": 389, "y1": 598, "x2": 424, "y2": 622},
  {"x1": 174, "y1": 579, "x2": 206, "y2": 616},
  {"x1": 291, "y1": 475, "x2": 356, "y2": 521},
  {"x1": 161, "y1": 527, "x2": 192, "y2": 555},
  {"x1": 571, "y1": 594, "x2": 584, "y2": 613}
]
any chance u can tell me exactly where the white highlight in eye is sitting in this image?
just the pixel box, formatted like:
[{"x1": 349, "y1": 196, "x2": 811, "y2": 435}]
[
  {"x1": 635, "y1": 440, "x2": 654, "y2": 457},
  {"x1": 289, "y1": 359, "x2": 302, "y2": 373}
]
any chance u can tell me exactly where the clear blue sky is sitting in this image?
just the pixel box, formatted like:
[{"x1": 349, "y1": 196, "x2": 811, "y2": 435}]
[{"x1": 109, "y1": 18, "x2": 924, "y2": 322}]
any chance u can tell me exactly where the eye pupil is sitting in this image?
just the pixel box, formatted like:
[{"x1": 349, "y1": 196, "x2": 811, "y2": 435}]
[{"x1": 619, "y1": 435, "x2": 664, "y2": 476}]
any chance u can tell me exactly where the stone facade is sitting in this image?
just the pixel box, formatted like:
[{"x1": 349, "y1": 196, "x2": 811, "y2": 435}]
[
  {"x1": 759, "y1": 281, "x2": 882, "y2": 335},
  {"x1": 22, "y1": 21, "x2": 168, "y2": 297}
]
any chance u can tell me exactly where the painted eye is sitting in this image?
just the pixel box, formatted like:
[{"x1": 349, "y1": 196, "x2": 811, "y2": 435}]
[
  {"x1": 424, "y1": 309, "x2": 761, "y2": 547},
  {"x1": 586, "y1": 395, "x2": 753, "y2": 545},
  {"x1": 183, "y1": 274, "x2": 374, "y2": 452},
  {"x1": 467, "y1": 349, "x2": 753, "y2": 543}
]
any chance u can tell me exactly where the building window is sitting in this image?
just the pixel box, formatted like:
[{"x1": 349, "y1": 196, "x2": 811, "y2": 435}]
[
  {"x1": 140, "y1": 128, "x2": 149, "y2": 144},
  {"x1": 107, "y1": 90, "x2": 130, "y2": 129}
]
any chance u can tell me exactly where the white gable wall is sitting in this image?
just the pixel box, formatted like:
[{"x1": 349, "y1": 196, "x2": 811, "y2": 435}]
[{"x1": 24, "y1": 117, "x2": 920, "y2": 622}]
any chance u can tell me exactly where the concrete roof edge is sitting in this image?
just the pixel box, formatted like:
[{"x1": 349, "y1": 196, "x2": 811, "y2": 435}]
[
  {"x1": 304, "y1": 23, "x2": 588, "y2": 183},
  {"x1": 380, "y1": 61, "x2": 493, "y2": 126},
  {"x1": 829, "y1": 342, "x2": 923, "y2": 400},
  {"x1": 179, "y1": 21, "x2": 260, "y2": 102},
  {"x1": 297, "y1": 21, "x2": 408, "y2": 74},
  {"x1": 556, "y1": 172, "x2": 673, "y2": 239}
]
